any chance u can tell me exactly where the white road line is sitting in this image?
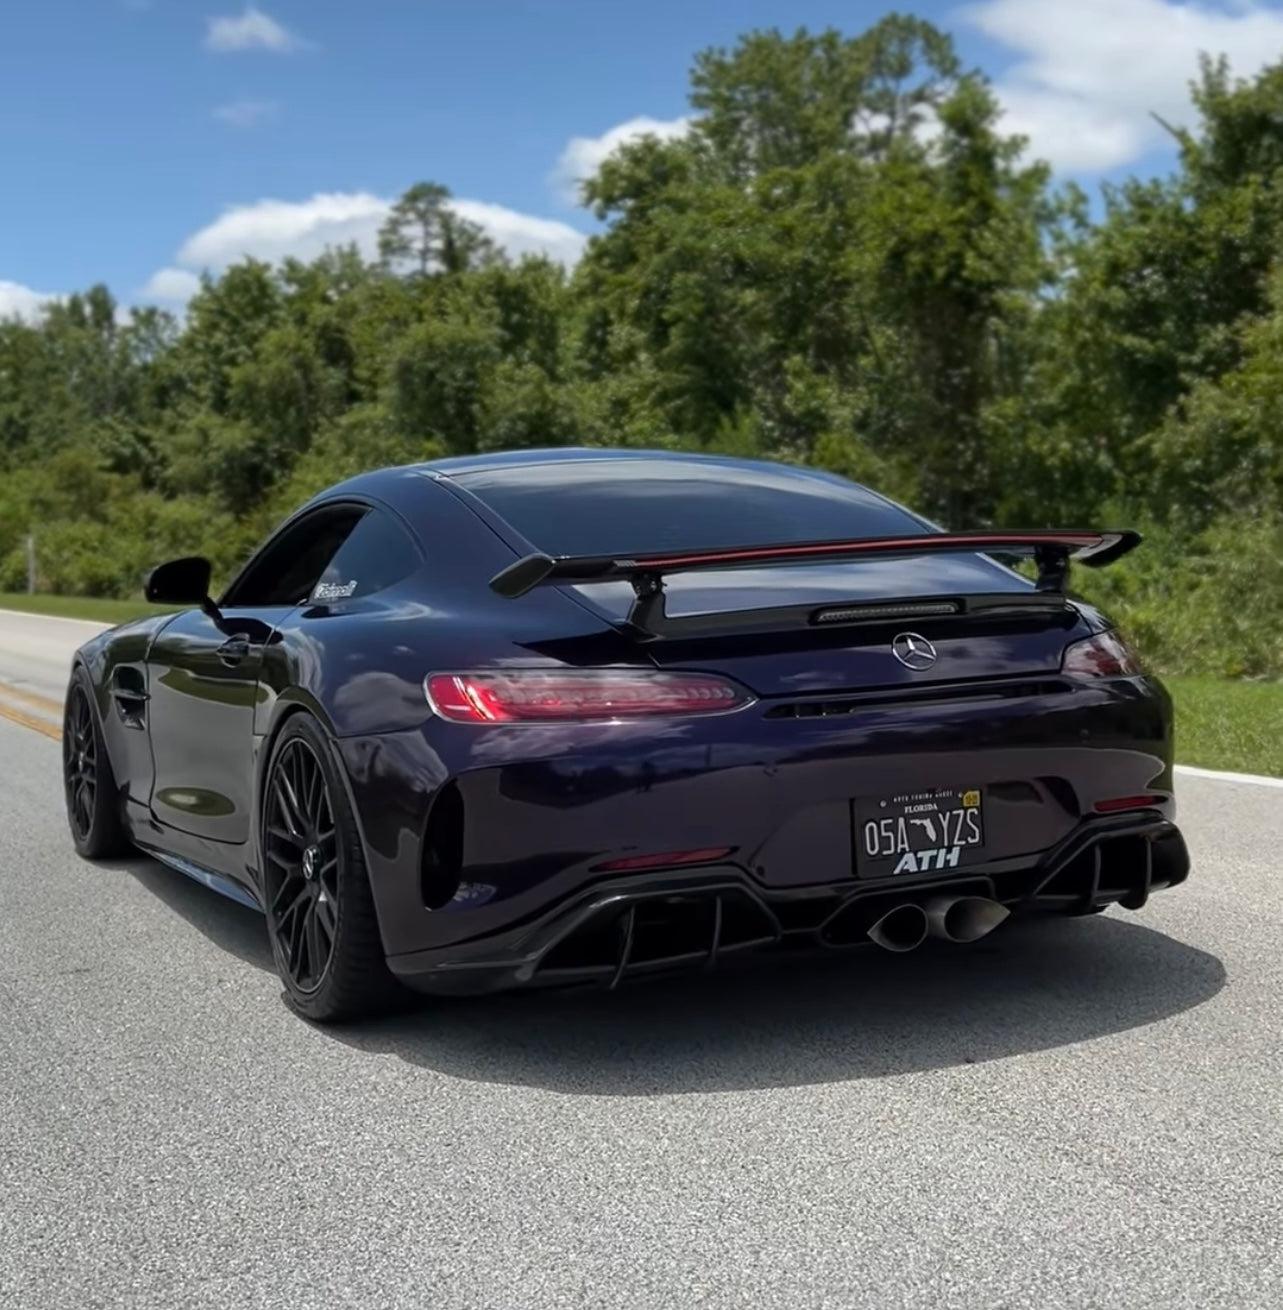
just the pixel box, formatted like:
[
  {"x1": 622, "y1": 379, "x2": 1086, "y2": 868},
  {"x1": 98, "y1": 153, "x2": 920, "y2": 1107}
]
[
  {"x1": 1175, "y1": 763, "x2": 1283, "y2": 789},
  {"x1": 0, "y1": 607, "x2": 110, "y2": 632}
]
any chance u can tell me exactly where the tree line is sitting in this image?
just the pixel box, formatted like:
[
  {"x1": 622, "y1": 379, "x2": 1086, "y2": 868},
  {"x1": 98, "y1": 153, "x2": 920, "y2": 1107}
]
[{"x1": 2, "y1": 17, "x2": 1281, "y2": 675}]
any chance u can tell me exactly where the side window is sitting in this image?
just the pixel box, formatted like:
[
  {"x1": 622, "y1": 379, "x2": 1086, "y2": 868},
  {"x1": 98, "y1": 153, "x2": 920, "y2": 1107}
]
[
  {"x1": 312, "y1": 508, "x2": 422, "y2": 602},
  {"x1": 224, "y1": 506, "x2": 366, "y2": 608}
]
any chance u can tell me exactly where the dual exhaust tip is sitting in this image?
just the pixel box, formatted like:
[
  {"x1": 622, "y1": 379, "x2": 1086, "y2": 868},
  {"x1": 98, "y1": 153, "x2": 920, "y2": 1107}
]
[{"x1": 866, "y1": 895, "x2": 1009, "y2": 953}]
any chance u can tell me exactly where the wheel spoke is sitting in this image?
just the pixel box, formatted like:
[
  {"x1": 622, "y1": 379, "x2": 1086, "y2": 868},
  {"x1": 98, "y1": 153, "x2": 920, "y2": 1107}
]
[
  {"x1": 76, "y1": 778, "x2": 93, "y2": 829},
  {"x1": 266, "y1": 823, "x2": 304, "y2": 850},
  {"x1": 303, "y1": 753, "x2": 322, "y2": 818},
  {"x1": 274, "y1": 771, "x2": 306, "y2": 840},
  {"x1": 290, "y1": 747, "x2": 309, "y2": 824},
  {"x1": 270, "y1": 873, "x2": 306, "y2": 916},
  {"x1": 285, "y1": 898, "x2": 308, "y2": 978},
  {"x1": 264, "y1": 845, "x2": 297, "y2": 872},
  {"x1": 304, "y1": 904, "x2": 323, "y2": 984},
  {"x1": 315, "y1": 892, "x2": 337, "y2": 940}
]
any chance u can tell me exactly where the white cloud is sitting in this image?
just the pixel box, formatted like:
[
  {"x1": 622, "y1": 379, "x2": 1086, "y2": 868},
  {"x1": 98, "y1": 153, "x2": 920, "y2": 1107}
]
[
  {"x1": 450, "y1": 199, "x2": 588, "y2": 264},
  {"x1": 176, "y1": 192, "x2": 390, "y2": 267},
  {"x1": 213, "y1": 97, "x2": 277, "y2": 127},
  {"x1": 141, "y1": 267, "x2": 203, "y2": 303},
  {"x1": 552, "y1": 115, "x2": 691, "y2": 201},
  {"x1": 141, "y1": 190, "x2": 588, "y2": 302},
  {"x1": 205, "y1": 6, "x2": 302, "y2": 54},
  {"x1": 963, "y1": 0, "x2": 1283, "y2": 172},
  {"x1": 0, "y1": 280, "x2": 58, "y2": 323}
]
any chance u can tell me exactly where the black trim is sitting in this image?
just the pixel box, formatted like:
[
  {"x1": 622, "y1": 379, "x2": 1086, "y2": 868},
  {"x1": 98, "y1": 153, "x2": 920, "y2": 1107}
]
[
  {"x1": 488, "y1": 530, "x2": 1141, "y2": 640},
  {"x1": 387, "y1": 814, "x2": 1186, "y2": 995},
  {"x1": 632, "y1": 591, "x2": 1074, "y2": 642}
]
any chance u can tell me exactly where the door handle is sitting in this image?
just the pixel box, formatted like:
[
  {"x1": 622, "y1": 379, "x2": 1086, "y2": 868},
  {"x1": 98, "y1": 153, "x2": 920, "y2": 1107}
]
[{"x1": 216, "y1": 636, "x2": 251, "y2": 666}]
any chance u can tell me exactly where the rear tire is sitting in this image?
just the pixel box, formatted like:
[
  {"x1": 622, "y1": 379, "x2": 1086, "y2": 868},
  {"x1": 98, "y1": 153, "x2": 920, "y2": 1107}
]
[
  {"x1": 63, "y1": 669, "x2": 131, "y2": 859},
  {"x1": 261, "y1": 714, "x2": 401, "y2": 1022}
]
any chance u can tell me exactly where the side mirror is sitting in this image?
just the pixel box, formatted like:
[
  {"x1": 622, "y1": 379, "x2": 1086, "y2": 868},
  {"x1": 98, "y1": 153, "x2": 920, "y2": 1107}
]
[{"x1": 145, "y1": 556, "x2": 213, "y2": 606}]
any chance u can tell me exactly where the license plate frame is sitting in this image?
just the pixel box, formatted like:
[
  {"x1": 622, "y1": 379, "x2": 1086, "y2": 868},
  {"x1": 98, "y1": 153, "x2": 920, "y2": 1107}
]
[{"x1": 853, "y1": 786, "x2": 986, "y2": 878}]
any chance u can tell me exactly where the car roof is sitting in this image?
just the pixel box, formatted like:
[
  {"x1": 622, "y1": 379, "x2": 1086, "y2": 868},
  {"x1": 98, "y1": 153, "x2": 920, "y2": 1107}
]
[
  {"x1": 326, "y1": 447, "x2": 887, "y2": 502},
  {"x1": 422, "y1": 448, "x2": 788, "y2": 478}
]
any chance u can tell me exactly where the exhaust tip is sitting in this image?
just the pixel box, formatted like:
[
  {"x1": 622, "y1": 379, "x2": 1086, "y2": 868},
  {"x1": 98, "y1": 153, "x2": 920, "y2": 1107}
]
[
  {"x1": 867, "y1": 903, "x2": 929, "y2": 953},
  {"x1": 925, "y1": 895, "x2": 1009, "y2": 944}
]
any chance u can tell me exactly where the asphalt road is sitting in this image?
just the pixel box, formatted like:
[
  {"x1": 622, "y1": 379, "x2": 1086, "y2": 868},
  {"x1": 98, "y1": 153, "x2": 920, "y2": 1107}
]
[
  {"x1": 0, "y1": 608, "x2": 104, "y2": 713},
  {"x1": 1, "y1": 612, "x2": 1281, "y2": 1308}
]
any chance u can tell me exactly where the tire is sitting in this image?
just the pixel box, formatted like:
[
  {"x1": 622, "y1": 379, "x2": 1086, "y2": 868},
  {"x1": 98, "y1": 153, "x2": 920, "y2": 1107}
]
[
  {"x1": 260, "y1": 714, "x2": 401, "y2": 1022},
  {"x1": 63, "y1": 668, "x2": 131, "y2": 859}
]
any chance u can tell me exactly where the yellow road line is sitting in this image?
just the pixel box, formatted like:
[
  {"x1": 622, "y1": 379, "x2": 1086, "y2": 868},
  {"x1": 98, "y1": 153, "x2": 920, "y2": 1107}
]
[
  {"x1": 0, "y1": 698, "x2": 62, "y2": 741},
  {"x1": 0, "y1": 680, "x2": 64, "y2": 717}
]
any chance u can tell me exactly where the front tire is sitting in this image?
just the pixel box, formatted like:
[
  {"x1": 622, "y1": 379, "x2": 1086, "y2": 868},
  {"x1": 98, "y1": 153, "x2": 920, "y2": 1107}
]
[
  {"x1": 63, "y1": 670, "x2": 130, "y2": 859},
  {"x1": 261, "y1": 715, "x2": 400, "y2": 1022}
]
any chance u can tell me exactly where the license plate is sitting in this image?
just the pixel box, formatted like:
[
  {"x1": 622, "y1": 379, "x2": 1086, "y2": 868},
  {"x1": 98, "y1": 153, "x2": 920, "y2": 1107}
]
[{"x1": 854, "y1": 787, "x2": 985, "y2": 878}]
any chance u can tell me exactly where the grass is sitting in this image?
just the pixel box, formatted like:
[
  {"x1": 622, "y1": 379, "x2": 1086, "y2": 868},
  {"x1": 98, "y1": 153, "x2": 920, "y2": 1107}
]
[
  {"x1": 1166, "y1": 675, "x2": 1283, "y2": 779},
  {"x1": 1, "y1": 591, "x2": 1279, "y2": 776},
  {"x1": 0, "y1": 592, "x2": 176, "y2": 625}
]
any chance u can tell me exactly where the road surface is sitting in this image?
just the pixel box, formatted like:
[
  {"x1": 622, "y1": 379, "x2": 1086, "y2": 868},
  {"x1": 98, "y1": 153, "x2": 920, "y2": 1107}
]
[
  {"x1": 0, "y1": 608, "x2": 107, "y2": 736},
  {"x1": 0, "y1": 609, "x2": 1280, "y2": 1308}
]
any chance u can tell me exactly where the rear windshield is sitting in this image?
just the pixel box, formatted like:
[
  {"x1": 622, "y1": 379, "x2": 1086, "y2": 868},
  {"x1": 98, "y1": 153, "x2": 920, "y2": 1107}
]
[{"x1": 456, "y1": 459, "x2": 925, "y2": 556}]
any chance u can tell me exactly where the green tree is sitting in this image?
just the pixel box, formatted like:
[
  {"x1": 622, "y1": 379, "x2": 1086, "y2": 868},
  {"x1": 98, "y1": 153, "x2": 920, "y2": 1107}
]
[
  {"x1": 580, "y1": 18, "x2": 1051, "y2": 521},
  {"x1": 377, "y1": 182, "x2": 502, "y2": 277}
]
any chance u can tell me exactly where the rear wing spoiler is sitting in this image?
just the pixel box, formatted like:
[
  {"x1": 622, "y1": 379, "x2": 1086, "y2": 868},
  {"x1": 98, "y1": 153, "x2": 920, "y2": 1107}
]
[{"x1": 489, "y1": 529, "x2": 1141, "y2": 641}]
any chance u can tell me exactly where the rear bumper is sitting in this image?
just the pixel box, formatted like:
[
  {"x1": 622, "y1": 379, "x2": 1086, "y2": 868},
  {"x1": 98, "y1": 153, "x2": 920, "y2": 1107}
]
[
  {"x1": 339, "y1": 673, "x2": 1178, "y2": 965},
  {"x1": 387, "y1": 813, "x2": 1189, "y2": 995}
]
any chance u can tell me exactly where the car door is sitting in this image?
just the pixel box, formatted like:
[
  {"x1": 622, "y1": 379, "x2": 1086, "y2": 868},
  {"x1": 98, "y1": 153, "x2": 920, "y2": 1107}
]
[{"x1": 146, "y1": 503, "x2": 366, "y2": 844}]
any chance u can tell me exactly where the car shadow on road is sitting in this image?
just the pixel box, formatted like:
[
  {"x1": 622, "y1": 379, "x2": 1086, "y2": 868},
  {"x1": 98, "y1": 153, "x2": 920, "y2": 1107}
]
[
  {"x1": 334, "y1": 913, "x2": 1225, "y2": 1095},
  {"x1": 119, "y1": 857, "x2": 275, "y2": 972},
  {"x1": 119, "y1": 856, "x2": 1225, "y2": 1095}
]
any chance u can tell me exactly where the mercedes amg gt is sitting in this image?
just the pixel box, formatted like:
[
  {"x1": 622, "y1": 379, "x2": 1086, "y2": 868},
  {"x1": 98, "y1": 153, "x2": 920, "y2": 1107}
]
[{"x1": 64, "y1": 450, "x2": 1189, "y2": 1020}]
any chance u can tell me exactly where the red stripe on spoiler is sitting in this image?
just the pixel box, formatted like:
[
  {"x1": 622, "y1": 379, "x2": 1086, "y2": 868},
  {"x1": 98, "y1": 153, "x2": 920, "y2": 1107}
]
[
  {"x1": 488, "y1": 529, "x2": 1140, "y2": 599},
  {"x1": 630, "y1": 532, "x2": 1106, "y2": 570}
]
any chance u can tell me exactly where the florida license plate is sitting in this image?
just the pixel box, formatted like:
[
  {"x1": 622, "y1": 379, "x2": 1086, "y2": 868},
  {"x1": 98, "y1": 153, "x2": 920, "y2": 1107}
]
[{"x1": 854, "y1": 787, "x2": 985, "y2": 877}]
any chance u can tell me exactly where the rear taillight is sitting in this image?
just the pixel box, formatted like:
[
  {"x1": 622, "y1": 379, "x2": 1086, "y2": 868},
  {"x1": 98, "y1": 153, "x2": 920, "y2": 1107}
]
[
  {"x1": 1061, "y1": 630, "x2": 1142, "y2": 679},
  {"x1": 425, "y1": 670, "x2": 752, "y2": 724}
]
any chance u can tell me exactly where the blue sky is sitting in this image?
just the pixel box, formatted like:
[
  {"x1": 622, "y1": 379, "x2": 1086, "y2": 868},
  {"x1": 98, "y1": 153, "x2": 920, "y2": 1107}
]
[{"x1": 4, "y1": 0, "x2": 1283, "y2": 318}]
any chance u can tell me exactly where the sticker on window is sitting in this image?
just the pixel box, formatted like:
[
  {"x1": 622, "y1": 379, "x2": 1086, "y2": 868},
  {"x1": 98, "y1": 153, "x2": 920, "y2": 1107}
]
[{"x1": 313, "y1": 579, "x2": 358, "y2": 601}]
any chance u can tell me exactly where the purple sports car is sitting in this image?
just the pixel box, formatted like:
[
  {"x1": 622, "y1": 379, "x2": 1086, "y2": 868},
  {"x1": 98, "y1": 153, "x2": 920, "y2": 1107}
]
[{"x1": 64, "y1": 450, "x2": 1188, "y2": 1021}]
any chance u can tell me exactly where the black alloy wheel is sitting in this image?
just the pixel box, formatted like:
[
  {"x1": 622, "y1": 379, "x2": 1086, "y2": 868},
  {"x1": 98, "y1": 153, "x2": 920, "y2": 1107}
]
[
  {"x1": 63, "y1": 671, "x2": 129, "y2": 858},
  {"x1": 264, "y1": 737, "x2": 340, "y2": 994},
  {"x1": 64, "y1": 685, "x2": 98, "y2": 842},
  {"x1": 261, "y1": 715, "x2": 399, "y2": 1021}
]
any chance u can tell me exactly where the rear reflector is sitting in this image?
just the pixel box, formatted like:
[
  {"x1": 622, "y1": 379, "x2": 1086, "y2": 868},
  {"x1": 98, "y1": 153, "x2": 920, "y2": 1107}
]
[
  {"x1": 1094, "y1": 795, "x2": 1165, "y2": 813},
  {"x1": 591, "y1": 847, "x2": 735, "y2": 873},
  {"x1": 425, "y1": 670, "x2": 751, "y2": 724}
]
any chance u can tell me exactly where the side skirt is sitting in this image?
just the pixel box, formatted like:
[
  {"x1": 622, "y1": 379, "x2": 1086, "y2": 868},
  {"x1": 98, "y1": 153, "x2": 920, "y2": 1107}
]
[{"x1": 141, "y1": 845, "x2": 264, "y2": 912}]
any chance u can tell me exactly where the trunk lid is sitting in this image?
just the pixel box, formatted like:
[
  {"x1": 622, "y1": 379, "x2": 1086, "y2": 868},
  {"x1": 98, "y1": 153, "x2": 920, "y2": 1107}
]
[{"x1": 571, "y1": 554, "x2": 1085, "y2": 697}]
